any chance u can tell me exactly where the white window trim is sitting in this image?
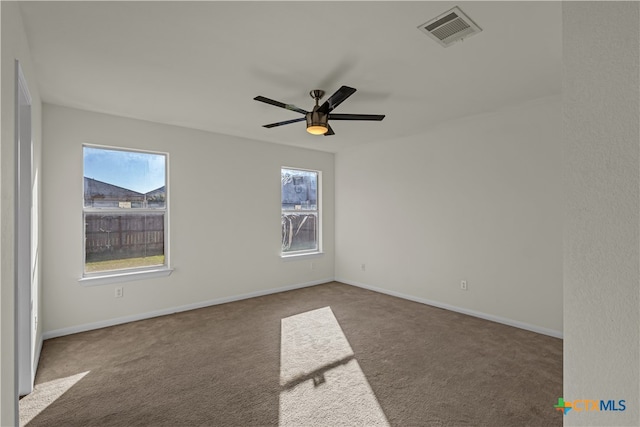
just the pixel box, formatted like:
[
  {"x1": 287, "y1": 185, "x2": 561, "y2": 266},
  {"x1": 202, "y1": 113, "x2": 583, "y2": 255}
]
[
  {"x1": 280, "y1": 251, "x2": 325, "y2": 261},
  {"x1": 280, "y1": 167, "x2": 322, "y2": 257},
  {"x1": 80, "y1": 144, "x2": 171, "y2": 284},
  {"x1": 79, "y1": 266, "x2": 174, "y2": 286}
]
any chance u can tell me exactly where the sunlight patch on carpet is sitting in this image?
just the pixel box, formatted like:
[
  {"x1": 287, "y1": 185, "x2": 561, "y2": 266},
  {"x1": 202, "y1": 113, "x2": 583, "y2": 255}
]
[
  {"x1": 19, "y1": 371, "x2": 89, "y2": 426},
  {"x1": 279, "y1": 307, "x2": 389, "y2": 426}
]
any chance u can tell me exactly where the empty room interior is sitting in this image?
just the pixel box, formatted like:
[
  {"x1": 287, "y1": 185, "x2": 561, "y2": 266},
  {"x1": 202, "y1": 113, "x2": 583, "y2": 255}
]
[{"x1": 1, "y1": 1, "x2": 639, "y2": 426}]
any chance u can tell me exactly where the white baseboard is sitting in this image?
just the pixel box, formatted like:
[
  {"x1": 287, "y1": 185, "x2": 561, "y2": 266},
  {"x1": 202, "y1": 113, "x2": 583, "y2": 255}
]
[
  {"x1": 338, "y1": 278, "x2": 563, "y2": 339},
  {"x1": 43, "y1": 277, "x2": 563, "y2": 340},
  {"x1": 43, "y1": 278, "x2": 332, "y2": 340}
]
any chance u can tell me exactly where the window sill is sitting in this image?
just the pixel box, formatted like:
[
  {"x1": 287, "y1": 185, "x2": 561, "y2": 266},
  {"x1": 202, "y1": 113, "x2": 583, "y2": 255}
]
[
  {"x1": 79, "y1": 267, "x2": 174, "y2": 286},
  {"x1": 281, "y1": 252, "x2": 324, "y2": 261}
]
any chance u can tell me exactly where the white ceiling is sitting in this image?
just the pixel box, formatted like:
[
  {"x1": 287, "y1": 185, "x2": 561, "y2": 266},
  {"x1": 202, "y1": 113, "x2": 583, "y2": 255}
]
[{"x1": 18, "y1": 1, "x2": 561, "y2": 153}]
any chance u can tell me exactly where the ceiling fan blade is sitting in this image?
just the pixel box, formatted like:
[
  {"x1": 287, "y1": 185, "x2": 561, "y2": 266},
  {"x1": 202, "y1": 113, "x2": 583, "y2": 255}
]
[
  {"x1": 324, "y1": 125, "x2": 335, "y2": 136},
  {"x1": 318, "y1": 86, "x2": 357, "y2": 114},
  {"x1": 329, "y1": 114, "x2": 385, "y2": 121},
  {"x1": 263, "y1": 117, "x2": 306, "y2": 128},
  {"x1": 254, "y1": 96, "x2": 308, "y2": 115}
]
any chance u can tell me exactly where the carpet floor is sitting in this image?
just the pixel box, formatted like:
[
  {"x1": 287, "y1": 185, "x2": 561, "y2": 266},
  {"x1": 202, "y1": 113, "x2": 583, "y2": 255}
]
[{"x1": 21, "y1": 281, "x2": 562, "y2": 426}]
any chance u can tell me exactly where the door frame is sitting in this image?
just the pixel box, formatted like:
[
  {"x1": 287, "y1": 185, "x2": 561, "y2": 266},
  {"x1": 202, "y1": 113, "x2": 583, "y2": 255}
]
[{"x1": 15, "y1": 60, "x2": 35, "y2": 396}]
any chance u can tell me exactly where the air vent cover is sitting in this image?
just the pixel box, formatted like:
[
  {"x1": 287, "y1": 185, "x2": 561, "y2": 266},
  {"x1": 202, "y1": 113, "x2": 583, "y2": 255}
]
[{"x1": 418, "y1": 6, "x2": 482, "y2": 47}]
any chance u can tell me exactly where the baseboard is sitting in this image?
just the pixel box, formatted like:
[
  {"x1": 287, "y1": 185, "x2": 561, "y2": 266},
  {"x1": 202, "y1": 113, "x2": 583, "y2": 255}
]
[
  {"x1": 338, "y1": 278, "x2": 563, "y2": 339},
  {"x1": 43, "y1": 278, "x2": 333, "y2": 340},
  {"x1": 43, "y1": 277, "x2": 563, "y2": 340}
]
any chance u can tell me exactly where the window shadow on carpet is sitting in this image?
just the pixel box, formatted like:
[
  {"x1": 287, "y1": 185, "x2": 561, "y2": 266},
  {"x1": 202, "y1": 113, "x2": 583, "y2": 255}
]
[{"x1": 279, "y1": 306, "x2": 389, "y2": 426}]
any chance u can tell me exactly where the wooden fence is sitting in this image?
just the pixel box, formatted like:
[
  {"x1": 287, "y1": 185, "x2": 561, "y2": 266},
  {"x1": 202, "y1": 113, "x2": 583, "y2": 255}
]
[{"x1": 85, "y1": 213, "x2": 164, "y2": 262}]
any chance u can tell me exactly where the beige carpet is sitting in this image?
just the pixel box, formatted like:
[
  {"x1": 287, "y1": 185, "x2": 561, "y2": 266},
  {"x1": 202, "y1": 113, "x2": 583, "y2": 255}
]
[
  {"x1": 22, "y1": 281, "x2": 562, "y2": 426},
  {"x1": 279, "y1": 306, "x2": 388, "y2": 426},
  {"x1": 19, "y1": 371, "x2": 89, "y2": 426}
]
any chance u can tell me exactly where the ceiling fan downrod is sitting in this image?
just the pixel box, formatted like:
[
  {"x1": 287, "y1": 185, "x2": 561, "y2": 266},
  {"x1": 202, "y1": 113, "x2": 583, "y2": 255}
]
[{"x1": 310, "y1": 89, "x2": 325, "y2": 105}]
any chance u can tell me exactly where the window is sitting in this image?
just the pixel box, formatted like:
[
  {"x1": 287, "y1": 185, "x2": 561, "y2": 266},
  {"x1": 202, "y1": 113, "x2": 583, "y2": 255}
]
[
  {"x1": 83, "y1": 145, "x2": 168, "y2": 277},
  {"x1": 281, "y1": 168, "x2": 320, "y2": 255}
]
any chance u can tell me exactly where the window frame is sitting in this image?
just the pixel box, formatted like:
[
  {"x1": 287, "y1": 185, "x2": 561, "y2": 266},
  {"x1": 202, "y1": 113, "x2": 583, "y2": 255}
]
[
  {"x1": 79, "y1": 144, "x2": 172, "y2": 285},
  {"x1": 280, "y1": 166, "x2": 322, "y2": 257}
]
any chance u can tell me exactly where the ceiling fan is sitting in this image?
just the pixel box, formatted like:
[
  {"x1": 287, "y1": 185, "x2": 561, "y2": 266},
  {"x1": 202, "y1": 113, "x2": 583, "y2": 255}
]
[{"x1": 253, "y1": 85, "x2": 385, "y2": 136}]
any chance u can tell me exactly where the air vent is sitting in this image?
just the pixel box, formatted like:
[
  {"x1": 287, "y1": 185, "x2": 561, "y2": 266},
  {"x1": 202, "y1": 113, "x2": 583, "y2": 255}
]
[{"x1": 418, "y1": 6, "x2": 482, "y2": 47}]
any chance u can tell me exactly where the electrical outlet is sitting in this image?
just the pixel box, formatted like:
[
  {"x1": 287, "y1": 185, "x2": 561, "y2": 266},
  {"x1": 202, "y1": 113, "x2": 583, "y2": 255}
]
[
  {"x1": 115, "y1": 286, "x2": 124, "y2": 298},
  {"x1": 361, "y1": 263, "x2": 366, "y2": 271},
  {"x1": 461, "y1": 280, "x2": 468, "y2": 291}
]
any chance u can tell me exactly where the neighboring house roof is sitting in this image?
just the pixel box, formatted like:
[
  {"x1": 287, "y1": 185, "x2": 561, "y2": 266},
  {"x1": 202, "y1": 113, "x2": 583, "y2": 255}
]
[
  {"x1": 84, "y1": 177, "x2": 144, "y2": 201},
  {"x1": 145, "y1": 186, "x2": 166, "y2": 199}
]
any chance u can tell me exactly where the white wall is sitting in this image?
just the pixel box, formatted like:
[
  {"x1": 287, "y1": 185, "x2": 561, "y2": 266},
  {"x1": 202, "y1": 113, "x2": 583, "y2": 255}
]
[
  {"x1": 564, "y1": 2, "x2": 639, "y2": 426},
  {"x1": 41, "y1": 104, "x2": 334, "y2": 335},
  {"x1": 335, "y1": 95, "x2": 562, "y2": 336},
  {"x1": 0, "y1": 2, "x2": 43, "y2": 425}
]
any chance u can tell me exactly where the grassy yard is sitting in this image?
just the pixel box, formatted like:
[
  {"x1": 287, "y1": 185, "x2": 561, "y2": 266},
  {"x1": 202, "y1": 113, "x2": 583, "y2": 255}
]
[{"x1": 85, "y1": 255, "x2": 165, "y2": 273}]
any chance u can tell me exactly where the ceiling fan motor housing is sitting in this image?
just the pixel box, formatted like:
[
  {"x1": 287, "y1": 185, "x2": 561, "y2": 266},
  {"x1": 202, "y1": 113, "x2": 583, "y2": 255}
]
[{"x1": 306, "y1": 109, "x2": 329, "y2": 134}]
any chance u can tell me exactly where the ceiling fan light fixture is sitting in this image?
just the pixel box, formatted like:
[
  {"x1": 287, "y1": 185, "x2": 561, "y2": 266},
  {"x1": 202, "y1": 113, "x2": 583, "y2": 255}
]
[
  {"x1": 307, "y1": 125, "x2": 328, "y2": 135},
  {"x1": 306, "y1": 111, "x2": 328, "y2": 135}
]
